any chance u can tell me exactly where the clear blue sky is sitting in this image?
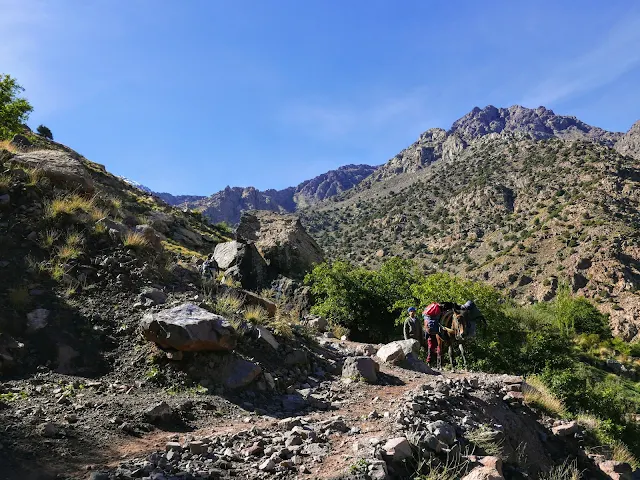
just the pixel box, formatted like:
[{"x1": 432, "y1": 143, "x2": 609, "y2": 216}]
[{"x1": 2, "y1": 1, "x2": 640, "y2": 195}]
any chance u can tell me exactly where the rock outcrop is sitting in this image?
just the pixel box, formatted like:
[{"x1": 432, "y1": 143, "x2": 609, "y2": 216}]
[
  {"x1": 236, "y1": 211, "x2": 325, "y2": 280},
  {"x1": 141, "y1": 303, "x2": 237, "y2": 352},
  {"x1": 616, "y1": 120, "x2": 640, "y2": 160},
  {"x1": 10, "y1": 150, "x2": 95, "y2": 193}
]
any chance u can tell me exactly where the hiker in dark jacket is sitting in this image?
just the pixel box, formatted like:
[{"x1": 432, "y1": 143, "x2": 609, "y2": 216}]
[{"x1": 403, "y1": 307, "x2": 423, "y2": 344}]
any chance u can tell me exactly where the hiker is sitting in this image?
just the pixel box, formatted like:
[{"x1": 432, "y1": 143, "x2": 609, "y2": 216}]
[
  {"x1": 423, "y1": 302, "x2": 443, "y2": 366},
  {"x1": 403, "y1": 307, "x2": 423, "y2": 345}
]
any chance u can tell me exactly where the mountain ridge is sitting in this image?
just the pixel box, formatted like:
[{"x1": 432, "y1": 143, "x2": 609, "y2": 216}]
[{"x1": 301, "y1": 105, "x2": 640, "y2": 341}]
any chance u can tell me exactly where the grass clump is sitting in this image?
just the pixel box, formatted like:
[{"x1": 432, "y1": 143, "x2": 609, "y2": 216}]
[
  {"x1": 0, "y1": 174, "x2": 11, "y2": 192},
  {"x1": 214, "y1": 291, "x2": 243, "y2": 318},
  {"x1": 523, "y1": 375, "x2": 567, "y2": 417},
  {"x1": 466, "y1": 424, "x2": 504, "y2": 457},
  {"x1": 122, "y1": 231, "x2": 150, "y2": 249},
  {"x1": 45, "y1": 194, "x2": 96, "y2": 219},
  {"x1": 539, "y1": 459, "x2": 580, "y2": 480},
  {"x1": 243, "y1": 305, "x2": 269, "y2": 325},
  {"x1": 39, "y1": 229, "x2": 60, "y2": 249}
]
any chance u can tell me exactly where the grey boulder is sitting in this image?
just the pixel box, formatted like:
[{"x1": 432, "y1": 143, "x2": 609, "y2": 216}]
[
  {"x1": 11, "y1": 150, "x2": 95, "y2": 193},
  {"x1": 342, "y1": 356, "x2": 379, "y2": 383},
  {"x1": 141, "y1": 303, "x2": 237, "y2": 352}
]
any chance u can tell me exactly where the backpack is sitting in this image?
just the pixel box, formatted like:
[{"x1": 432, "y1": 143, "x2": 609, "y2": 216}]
[{"x1": 424, "y1": 315, "x2": 440, "y2": 334}]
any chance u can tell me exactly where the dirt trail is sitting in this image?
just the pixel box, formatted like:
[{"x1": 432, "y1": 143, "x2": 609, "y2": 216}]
[{"x1": 103, "y1": 340, "x2": 461, "y2": 479}]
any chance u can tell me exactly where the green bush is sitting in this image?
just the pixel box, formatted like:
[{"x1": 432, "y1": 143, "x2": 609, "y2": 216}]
[
  {"x1": 0, "y1": 74, "x2": 33, "y2": 140},
  {"x1": 36, "y1": 124, "x2": 53, "y2": 140}
]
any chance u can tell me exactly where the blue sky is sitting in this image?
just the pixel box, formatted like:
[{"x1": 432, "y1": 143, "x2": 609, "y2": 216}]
[{"x1": 2, "y1": 1, "x2": 640, "y2": 195}]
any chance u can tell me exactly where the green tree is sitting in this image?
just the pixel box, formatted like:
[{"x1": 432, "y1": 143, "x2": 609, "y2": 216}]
[
  {"x1": 0, "y1": 74, "x2": 33, "y2": 140},
  {"x1": 36, "y1": 124, "x2": 53, "y2": 140}
]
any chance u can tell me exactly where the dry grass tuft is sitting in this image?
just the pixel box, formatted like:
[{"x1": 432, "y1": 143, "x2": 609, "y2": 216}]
[
  {"x1": 0, "y1": 139, "x2": 19, "y2": 153},
  {"x1": 612, "y1": 441, "x2": 638, "y2": 468},
  {"x1": 244, "y1": 305, "x2": 269, "y2": 325},
  {"x1": 329, "y1": 321, "x2": 350, "y2": 340},
  {"x1": 122, "y1": 231, "x2": 150, "y2": 249},
  {"x1": 0, "y1": 174, "x2": 11, "y2": 192},
  {"x1": 523, "y1": 376, "x2": 567, "y2": 417},
  {"x1": 539, "y1": 459, "x2": 581, "y2": 480},
  {"x1": 45, "y1": 194, "x2": 96, "y2": 219},
  {"x1": 214, "y1": 291, "x2": 243, "y2": 318},
  {"x1": 466, "y1": 424, "x2": 504, "y2": 458}
]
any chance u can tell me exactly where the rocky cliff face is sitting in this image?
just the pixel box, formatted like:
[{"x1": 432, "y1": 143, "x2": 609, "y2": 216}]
[
  {"x1": 616, "y1": 120, "x2": 640, "y2": 160},
  {"x1": 160, "y1": 164, "x2": 377, "y2": 225},
  {"x1": 303, "y1": 106, "x2": 640, "y2": 341}
]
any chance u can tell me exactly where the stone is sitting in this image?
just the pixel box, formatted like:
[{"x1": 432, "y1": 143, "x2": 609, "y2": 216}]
[
  {"x1": 304, "y1": 315, "x2": 328, "y2": 332},
  {"x1": 144, "y1": 401, "x2": 174, "y2": 424},
  {"x1": 282, "y1": 394, "x2": 307, "y2": 412},
  {"x1": 376, "y1": 339, "x2": 419, "y2": 364},
  {"x1": 213, "y1": 241, "x2": 269, "y2": 291},
  {"x1": 284, "y1": 349, "x2": 308, "y2": 366},
  {"x1": 141, "y1": 303, "x2": 237, "y2": 352},
  {"x1": 10, "y1": 134, "x2": 32, "y2": 149},
  {"x1": 0, "y1": 194, "x2": 9, "y2": 205},
  {"x1": 259, "y1": 459, "x2": 276, "y2": 471},
  {"x1": 427, "y1": 420, "x2": 456, "y2": 445},
  {"x1": 355, "y1": 344, "x2": 377, "y2": 356},
  {"x1": 40, "y1": 422, "x2": 62, "y2": 438},
  {"x1": 246, "y1": 444, "x2": 264, "y2": 457},
  {"x1": 189, "y1": 441, "x2": 206, "y2": 455},
  {"x1": 551, "y1": 421, "x2": 579, "y2": 437},
  {"x1": 26, "y1": 308, "x2": 50, "y2": 332},
  {"x1": 461, "y1": 456, "x2": 504, "y2": 480},
  {"x1": 11, "y1": 150, "x2": 95, "y2": 192},
  {"x1": 598, "y1": 460, "x2": 632, "y2": 480},
  {"x1": 235, "y1": 211, "x2": 325, "y2": 280},
  {"x1": 140, "y1": 287, "x2": 167, "y2": 306},
  {"x1": 220, "y1": 357, "x2": 262, "y2": 389},
  {"x1": 165, "y1": 442, "x2": 183, "y2": 451},
  {"x1": 383, "y1": 437, "x2": 413, "y2": 462},
  {"x1": 341, "y1": 356, "x2": 379, "y2": 383},
  {"x1": 134, "y1": 224, "x2": 163, "y2": 251},
  {"x1": 256, "y1": 325, "x2": 279, "y2": 350}
]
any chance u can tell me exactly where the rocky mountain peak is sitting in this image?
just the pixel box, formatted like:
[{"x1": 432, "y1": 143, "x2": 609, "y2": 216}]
[{"x1": 450, "y1": 105, "x2": 621, "y2": 145}]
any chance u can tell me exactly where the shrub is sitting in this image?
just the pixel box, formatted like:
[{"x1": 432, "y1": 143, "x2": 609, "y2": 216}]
[
  {"x1": 36, "y1": 124, "x2": 53, "y2": 140},
  {"x1": 45, "y1": 194, "x2": 96, "y2": 219},
  {"x1": 0, "y1": 74, "x2": 33, "y2": 140}
]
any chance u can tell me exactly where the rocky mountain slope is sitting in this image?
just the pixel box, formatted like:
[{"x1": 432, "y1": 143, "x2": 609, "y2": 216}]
[
  {"x1": 302, "y1": 106, "x2": 640, "y2": 341},
  {"x1": 157, "y1": 164, "x2": 377, "y2": 225}
]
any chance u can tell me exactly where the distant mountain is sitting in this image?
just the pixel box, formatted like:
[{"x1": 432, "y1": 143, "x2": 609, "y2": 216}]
[
  {"x1": 119, "y1": 177, "x2": 154, "y2": 194},
  {"x1": 161, "y1": 164, "x2": 378, "y2": 224},
  {"x1": 301, "y1": 105, "x2": 640, "y2": 342}
]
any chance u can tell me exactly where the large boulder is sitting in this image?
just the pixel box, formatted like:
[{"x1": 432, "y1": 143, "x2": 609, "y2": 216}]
[
  {"x1": 376, "y1": 339, "x2": 420, "y2": 364},
  {"x1": 214, "y1": 241, "x2": 269, "y2": 290},
  {"x1": 235, "y1": 211, "x2": 325, "y2": 280},
  {"x1": 11, "y1": 150, "x2": 94, "y2": 192},
  {"x1": 141, "y1": 303, "x2": 237, "y2": 352},
  {"x1": 342, "y1": 356, "x2": 379, "y2": 383}
]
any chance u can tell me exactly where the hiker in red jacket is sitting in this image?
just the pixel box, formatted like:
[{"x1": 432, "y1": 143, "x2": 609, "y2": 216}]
[{"x1": 423, "y1": 303, "x2": 442, "y2": 366}]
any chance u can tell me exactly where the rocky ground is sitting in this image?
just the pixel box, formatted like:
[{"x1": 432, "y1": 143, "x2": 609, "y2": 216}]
[{"x1": 0, "y1": 333, "x2": 627, "y2": 480}]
